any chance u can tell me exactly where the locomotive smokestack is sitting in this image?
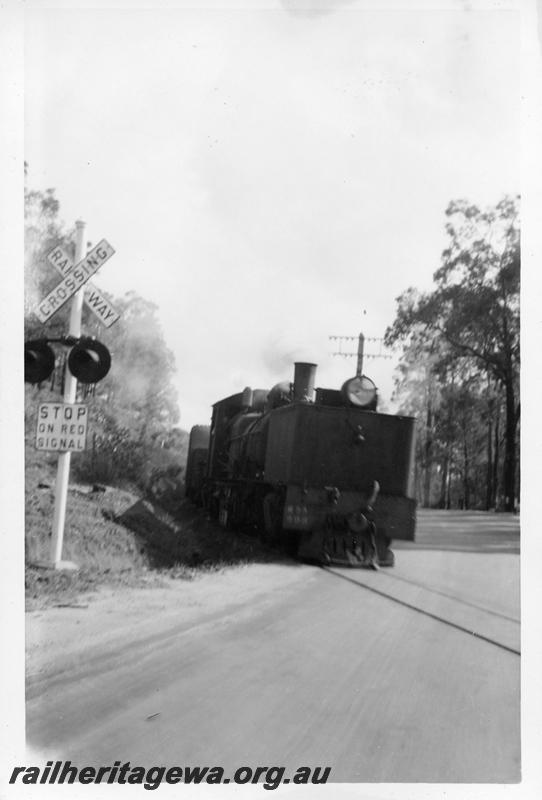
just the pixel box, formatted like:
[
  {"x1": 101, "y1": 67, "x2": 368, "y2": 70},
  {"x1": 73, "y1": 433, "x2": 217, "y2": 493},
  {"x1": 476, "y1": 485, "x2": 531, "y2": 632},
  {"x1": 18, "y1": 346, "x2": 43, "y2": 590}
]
[
  {"x1": 241, "y1": 386, "x2": 254, "y2": 409},
  {"x1": 293, "y1": 362, "x2": 317, "y2": 402}
]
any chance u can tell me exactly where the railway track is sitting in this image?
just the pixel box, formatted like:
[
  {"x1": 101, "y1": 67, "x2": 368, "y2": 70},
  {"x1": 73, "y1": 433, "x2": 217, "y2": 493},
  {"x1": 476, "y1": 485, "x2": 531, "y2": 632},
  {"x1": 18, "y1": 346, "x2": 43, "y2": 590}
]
[{"x1": 323, "y1": 564, "x2": 520, "y2": 655}]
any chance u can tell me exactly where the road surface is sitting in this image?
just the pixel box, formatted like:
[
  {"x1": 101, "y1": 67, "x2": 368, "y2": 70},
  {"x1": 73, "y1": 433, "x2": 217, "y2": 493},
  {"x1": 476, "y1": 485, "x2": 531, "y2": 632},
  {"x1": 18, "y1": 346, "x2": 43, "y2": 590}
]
[{"x1": 26, "y1": 510, "x2": 520, "y2": 783}]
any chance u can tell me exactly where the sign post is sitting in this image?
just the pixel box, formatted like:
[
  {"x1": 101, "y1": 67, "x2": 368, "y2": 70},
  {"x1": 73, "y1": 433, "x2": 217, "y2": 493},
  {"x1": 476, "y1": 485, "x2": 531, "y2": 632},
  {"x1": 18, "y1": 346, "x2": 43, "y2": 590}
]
[
  {"x1": 32, "y1": 222, "x2": 116, "y2": 570},
  {"x1": 48, "y1": 220, "x2": 87, "y2": 570}
]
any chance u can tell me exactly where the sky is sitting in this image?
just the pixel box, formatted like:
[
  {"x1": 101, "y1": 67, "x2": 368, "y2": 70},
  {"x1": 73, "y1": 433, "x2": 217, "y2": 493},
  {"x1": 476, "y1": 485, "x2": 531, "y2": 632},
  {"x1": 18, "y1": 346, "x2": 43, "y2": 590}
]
[{"x1": 23, "y1": 0, "x2": 521, "y2": 431}]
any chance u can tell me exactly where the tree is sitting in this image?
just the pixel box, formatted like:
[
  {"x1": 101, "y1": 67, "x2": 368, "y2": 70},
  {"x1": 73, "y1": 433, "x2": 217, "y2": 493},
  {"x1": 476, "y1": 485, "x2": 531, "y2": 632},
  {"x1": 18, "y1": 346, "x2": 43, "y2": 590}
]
[
  {"x1": 386, "y1": 196, "x2": 520, "y2": 511},
  {"x1": 92, "y1": 292, "x2": 180, "y2": 444},
  {"x1": 389, "y1": 332, "x2": 442, "y2": 506},
  {"x1": 69, "y1": 292, "x2": 181, "y2": 488},
  {"x1": 24, "y1": 178, "x2": 76, "y2": 339},
  {"x1": 24, "y1": 176, "x2": 185, "y2": 493}
]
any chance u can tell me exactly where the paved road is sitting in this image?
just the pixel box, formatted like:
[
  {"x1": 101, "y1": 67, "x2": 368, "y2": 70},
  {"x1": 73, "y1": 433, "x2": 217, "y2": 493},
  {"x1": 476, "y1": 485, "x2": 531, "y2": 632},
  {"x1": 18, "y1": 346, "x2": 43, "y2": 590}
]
[{"x1": 27, "y1": 510, "x2": 520, "y2": 783}]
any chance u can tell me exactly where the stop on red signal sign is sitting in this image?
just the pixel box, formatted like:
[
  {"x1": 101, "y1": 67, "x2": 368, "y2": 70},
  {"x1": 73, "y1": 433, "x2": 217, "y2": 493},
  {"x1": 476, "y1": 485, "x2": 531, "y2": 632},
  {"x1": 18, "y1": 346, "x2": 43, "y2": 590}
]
[{"x1": 36, "y1": 403, "x2": 88, "y2": 452}]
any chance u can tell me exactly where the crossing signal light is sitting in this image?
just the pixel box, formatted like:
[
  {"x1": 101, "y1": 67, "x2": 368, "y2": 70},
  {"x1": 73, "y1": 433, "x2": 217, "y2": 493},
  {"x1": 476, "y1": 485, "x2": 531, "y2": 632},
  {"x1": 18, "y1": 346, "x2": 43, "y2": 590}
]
[
  {"x1": 67, "y1": 337, "x2": 111, "y2": 384},
  {"x1": 25, "y1": 339, "x2": 56, "y2": 384},
  {"x1": 25, "y1": 336, "x2": 112, "y2": 385}
]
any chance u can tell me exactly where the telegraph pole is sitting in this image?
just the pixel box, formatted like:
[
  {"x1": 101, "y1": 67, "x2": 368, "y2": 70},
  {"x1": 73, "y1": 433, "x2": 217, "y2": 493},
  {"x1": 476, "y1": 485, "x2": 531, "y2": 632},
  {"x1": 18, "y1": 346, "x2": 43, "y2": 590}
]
[
  {"x1": 357, "y1": 333, "x2": 364, "y2": 377},
  {"x1": 329, "y1": 331, "x2": 392, "y2": 375}
]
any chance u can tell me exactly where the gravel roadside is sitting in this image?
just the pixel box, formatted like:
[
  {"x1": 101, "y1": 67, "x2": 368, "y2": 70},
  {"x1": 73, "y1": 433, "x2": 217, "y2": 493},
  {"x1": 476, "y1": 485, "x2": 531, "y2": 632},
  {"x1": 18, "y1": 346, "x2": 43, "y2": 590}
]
[{"x1": 26, "y1": 561, "x2": 316, "y2": 684}]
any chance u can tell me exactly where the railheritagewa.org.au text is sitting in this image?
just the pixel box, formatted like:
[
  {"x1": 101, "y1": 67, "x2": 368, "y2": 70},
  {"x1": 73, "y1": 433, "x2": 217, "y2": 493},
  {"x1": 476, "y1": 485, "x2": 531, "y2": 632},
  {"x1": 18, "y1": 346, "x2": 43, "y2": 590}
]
[{"x1": 9, "y1": 761, "x2": 332, "y2": 791}]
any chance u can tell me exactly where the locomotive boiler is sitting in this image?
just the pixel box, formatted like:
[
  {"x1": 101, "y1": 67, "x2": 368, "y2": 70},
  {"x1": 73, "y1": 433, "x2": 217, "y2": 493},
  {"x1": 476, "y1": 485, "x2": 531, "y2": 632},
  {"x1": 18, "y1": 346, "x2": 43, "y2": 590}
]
[{"x1": 185, "y1": 362, "x2": 416, "y2": 567}]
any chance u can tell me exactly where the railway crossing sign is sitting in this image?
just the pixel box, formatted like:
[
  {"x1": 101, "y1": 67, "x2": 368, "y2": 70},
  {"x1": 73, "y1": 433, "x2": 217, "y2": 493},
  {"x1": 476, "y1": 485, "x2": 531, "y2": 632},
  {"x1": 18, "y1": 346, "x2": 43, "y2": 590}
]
[
  {"x1": 34, "y1": 220, "x2": 115, "y2": 571},
  {"x1": 35, "y1": 402, "x2": 88, "y2": 452},
  {"x1": 46, "y1": 245, "x2": 120, "y2": 328},
  {"x1": 35, "y1": 239, "x2": 115, "y2": 324}
]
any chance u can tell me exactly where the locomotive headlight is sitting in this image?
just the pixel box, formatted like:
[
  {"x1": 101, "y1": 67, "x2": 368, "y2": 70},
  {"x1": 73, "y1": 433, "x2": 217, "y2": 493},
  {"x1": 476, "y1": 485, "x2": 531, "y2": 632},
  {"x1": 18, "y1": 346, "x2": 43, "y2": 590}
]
[{"x1": 341, "y1": 375, "x2": 377, "y2": 409}]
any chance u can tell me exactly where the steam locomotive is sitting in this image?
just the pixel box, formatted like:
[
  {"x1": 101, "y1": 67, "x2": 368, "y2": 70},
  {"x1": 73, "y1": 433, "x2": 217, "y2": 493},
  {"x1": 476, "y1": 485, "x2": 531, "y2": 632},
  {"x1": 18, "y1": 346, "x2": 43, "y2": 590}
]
[{"x1": 185, "y1": 362, "x2": 416, "y2": 567}]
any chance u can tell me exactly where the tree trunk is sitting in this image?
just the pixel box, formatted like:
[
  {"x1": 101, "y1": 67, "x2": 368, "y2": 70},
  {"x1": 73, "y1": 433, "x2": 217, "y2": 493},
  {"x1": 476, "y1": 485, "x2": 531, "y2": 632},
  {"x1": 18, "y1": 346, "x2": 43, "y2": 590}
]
[
  {"x1": 503, "y1": 379, "x2": 517, "y2": 512},
  {"x1": 423, "y1": 400, "x2": 433, "y2": 507},
  {"x1": 438, "y1": 453, "x2": 449, "y2": 509},
  {"x1": 485, "y1": 414, "x2": 493, "y2": 510},
  {"x1": 462, "y1": 426, "x2": 470, "y2": 510},
  {"x1": 492, "y1": 403, "x2": 500, "y2": 508}
]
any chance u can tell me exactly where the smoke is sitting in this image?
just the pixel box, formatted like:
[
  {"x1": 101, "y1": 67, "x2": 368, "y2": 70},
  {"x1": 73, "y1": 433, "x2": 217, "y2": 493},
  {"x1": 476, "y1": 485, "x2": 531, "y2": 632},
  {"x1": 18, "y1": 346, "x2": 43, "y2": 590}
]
[
  {"x1": 259, "y1": 317, "x2": 341, "y2": 387},
  {"x1": 95, "y1": 294, "x2": 179, "y2": 427},
  {"x1": 261, "y1": 339, "x2": 299, "y2": 378}
]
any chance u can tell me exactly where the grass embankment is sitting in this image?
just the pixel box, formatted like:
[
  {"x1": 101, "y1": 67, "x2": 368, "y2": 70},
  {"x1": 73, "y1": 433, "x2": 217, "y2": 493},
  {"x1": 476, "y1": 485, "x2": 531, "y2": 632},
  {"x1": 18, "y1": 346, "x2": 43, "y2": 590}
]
[{"x1": 25, "y1": 451, "x2": 276, "y2": 609}]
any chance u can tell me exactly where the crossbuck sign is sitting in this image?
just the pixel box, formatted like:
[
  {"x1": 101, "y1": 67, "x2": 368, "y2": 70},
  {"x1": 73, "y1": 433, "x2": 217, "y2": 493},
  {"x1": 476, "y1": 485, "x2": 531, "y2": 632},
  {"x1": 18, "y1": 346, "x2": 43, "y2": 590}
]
[
  {"x1": 35, "y1": 240, "x2": 116, "y2": 324},
  {"x1": 45, "y1": 244, "x2": 120, "y2": 328}
]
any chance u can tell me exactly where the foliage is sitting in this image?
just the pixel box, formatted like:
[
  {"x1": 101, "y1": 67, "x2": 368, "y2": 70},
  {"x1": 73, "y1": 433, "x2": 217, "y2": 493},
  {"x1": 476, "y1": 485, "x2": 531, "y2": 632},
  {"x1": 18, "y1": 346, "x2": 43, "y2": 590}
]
[
  {"x1": 24, "y1": 180, "x2": 75, "y2": 338},
  {"x1": 24, "y1": 178, "x2": 187, "y2": 495},
  {"x1": 386, "y1": 196, "x2": 520, "y2": 511}
]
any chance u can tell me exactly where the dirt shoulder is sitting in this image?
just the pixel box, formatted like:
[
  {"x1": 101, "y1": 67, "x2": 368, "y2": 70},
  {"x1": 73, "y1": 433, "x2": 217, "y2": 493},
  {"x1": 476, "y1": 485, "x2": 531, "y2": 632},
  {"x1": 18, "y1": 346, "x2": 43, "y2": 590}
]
[
  {"x1": 26, "y1": 561, "x2": 315, "y2": 686},
  {"x1": 25, "y1": 459, "x2": 319, "y2": 687},
  {"x1": 25, "y1": 462, "x2": 283, "y2": 610}
]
